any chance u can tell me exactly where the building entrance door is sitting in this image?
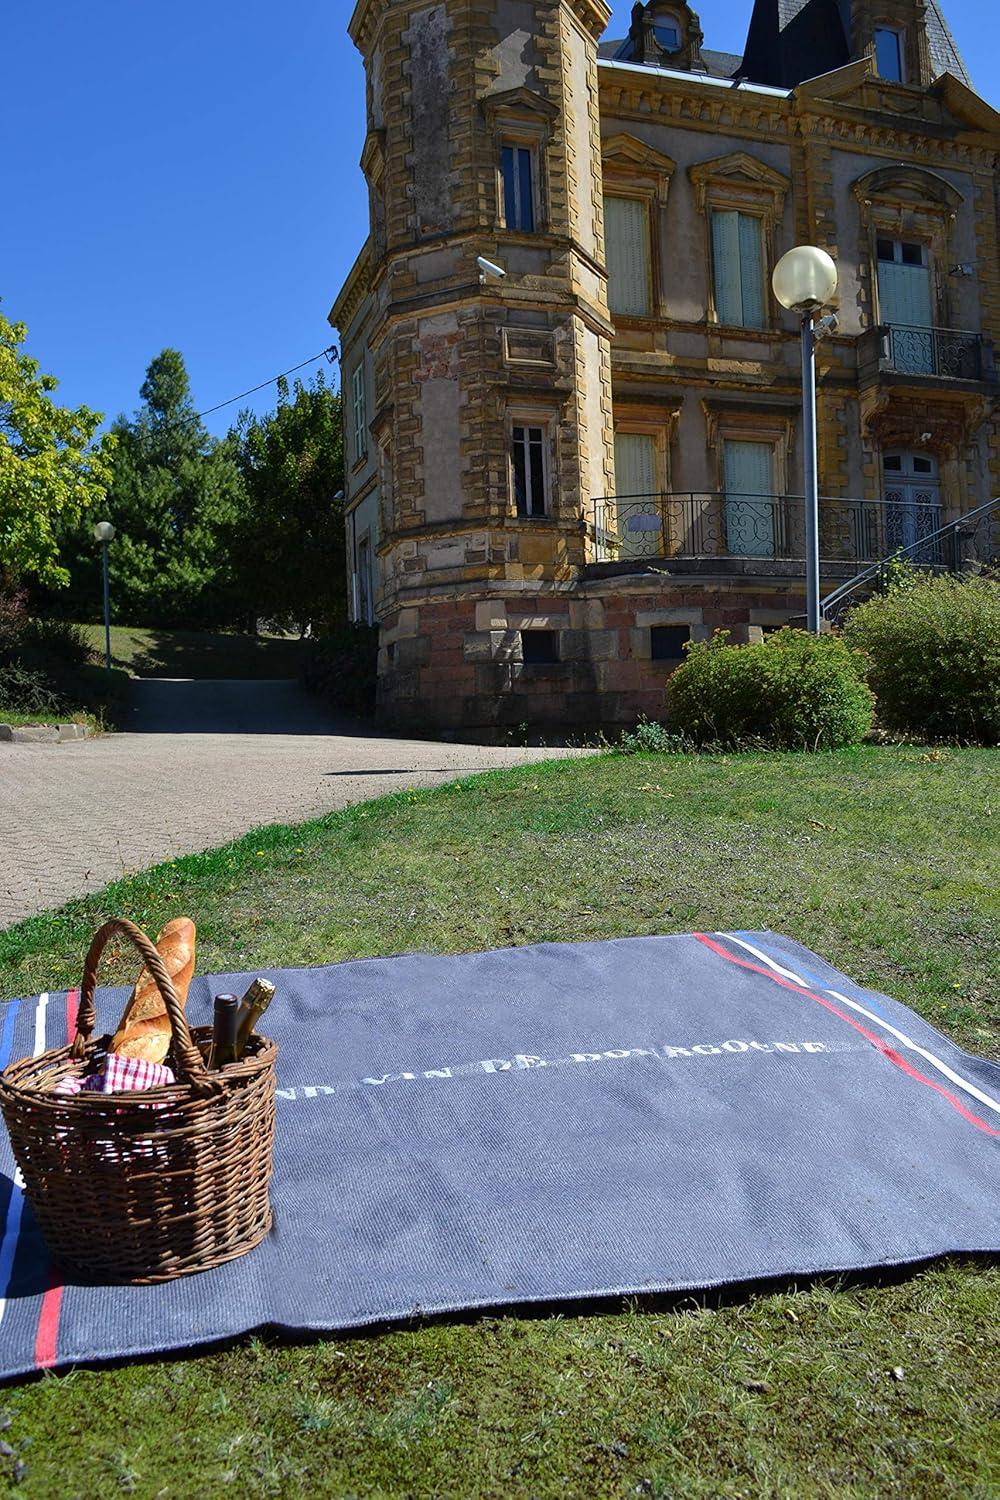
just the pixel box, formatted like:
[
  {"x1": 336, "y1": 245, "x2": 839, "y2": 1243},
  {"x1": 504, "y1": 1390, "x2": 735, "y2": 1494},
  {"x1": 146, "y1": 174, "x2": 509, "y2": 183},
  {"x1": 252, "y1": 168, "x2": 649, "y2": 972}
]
[
  {"x1": 877, "y1": 238, "x2": 934, "y2": 374},
  {"x1": 723, "y1": 439, "x2": 775, "y2": 558},
  {"x1": 883, "y1": 451, "x2": 942, "y2": 564}
]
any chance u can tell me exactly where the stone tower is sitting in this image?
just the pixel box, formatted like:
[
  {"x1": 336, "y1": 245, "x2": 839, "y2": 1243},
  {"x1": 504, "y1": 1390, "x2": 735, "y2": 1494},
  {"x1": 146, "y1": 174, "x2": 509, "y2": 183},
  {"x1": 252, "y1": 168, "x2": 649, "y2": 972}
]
[{"x1": 345, "y1": 0, "x2": 616, "y2": 730}]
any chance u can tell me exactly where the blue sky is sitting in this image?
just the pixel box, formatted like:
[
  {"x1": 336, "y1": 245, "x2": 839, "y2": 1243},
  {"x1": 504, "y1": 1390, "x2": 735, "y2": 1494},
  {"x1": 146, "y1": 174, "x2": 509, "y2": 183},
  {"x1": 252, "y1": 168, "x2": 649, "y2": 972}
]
[{"x1": 4, "y1": 1, "x2": 990, "y2": 436}]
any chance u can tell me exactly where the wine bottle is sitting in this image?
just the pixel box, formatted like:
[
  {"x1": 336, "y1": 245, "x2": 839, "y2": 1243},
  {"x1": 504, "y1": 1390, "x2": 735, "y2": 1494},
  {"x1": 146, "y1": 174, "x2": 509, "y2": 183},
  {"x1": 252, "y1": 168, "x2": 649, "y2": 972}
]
[
  {"x1": 209, "y1": 994, "x2": 240, "y2": 1070},
  {"x1": 235, "y1": 978, "x2": 276, "y2": 1059}
]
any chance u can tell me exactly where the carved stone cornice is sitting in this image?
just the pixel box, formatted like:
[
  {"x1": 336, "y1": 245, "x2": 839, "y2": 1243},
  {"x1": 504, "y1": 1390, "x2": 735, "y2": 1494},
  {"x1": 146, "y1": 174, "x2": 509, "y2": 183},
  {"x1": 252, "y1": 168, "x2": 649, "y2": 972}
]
[{"x1": 329, "y1": 239, "x2": 374, "y2": 334}]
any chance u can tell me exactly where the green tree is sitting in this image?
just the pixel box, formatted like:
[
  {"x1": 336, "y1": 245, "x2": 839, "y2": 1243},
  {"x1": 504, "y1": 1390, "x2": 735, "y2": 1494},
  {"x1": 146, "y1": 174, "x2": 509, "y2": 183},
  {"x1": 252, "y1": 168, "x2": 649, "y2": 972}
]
[
  {"x1": 0, "y1": 307, "x2": 114, "y2": 587},
  {"x1": 51, "y1": 349, "x2": 247, "y2": 626},
  {"x1": 231, "y1": 371, "x2": 346, "y2": 634}
]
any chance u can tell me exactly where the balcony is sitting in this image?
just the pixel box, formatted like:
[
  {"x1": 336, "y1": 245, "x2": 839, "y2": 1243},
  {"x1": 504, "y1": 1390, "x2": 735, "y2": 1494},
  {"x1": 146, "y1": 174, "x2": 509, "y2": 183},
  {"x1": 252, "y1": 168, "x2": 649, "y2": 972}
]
[
  {"x1": 858, "y1": 324, "x2": 997, "y2": 385},
  {"x1": 589, "y1": 492, "x2": 965, "y2": 571}
]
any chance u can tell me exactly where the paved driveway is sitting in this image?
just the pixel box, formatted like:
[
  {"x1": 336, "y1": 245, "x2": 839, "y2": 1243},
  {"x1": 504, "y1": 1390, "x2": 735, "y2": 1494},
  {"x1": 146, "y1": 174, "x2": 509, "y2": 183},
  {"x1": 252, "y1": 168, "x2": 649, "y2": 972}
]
[{"x1": 0, "y1": 680, "x2": 578, "y2": 929}]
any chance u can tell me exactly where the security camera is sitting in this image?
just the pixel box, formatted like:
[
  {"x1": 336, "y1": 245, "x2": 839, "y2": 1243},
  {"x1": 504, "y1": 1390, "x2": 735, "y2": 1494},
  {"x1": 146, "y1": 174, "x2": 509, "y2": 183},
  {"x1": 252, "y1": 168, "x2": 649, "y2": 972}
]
[
  {"x1": 477, "y1": 256, "x2": 507, "y2": 283},
  {"x1": 919, "y1": 432, "x2": 933, "y2": 444},
  {"x1": 814, "y1": 312, "x2": 839, "y2": 339}
]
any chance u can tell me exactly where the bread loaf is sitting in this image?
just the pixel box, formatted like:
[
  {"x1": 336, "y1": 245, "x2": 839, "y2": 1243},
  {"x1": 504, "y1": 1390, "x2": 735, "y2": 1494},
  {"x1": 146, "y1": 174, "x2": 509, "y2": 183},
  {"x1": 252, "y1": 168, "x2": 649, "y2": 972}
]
[{"x1": 109, "y1": 917, "x2": 196, "y2": 1064}]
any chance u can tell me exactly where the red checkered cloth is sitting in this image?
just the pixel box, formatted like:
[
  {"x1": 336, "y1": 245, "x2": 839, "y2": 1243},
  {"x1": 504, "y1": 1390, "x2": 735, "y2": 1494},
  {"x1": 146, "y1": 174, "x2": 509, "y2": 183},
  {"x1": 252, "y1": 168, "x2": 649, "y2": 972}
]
[{"x1": 55, "y1": 1054, "x2": 175, "y2": 1096}]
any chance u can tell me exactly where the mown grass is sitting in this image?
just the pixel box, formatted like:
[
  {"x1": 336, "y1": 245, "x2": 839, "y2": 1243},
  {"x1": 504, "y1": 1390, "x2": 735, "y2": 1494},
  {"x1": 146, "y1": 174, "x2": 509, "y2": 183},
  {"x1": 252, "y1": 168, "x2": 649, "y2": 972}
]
[
  {"x1": 0, "y1": 747, "x2": 997, "y2": 1498},
  {"x1": 75, "y1": 624, "x2": 306, "y2": 681}
]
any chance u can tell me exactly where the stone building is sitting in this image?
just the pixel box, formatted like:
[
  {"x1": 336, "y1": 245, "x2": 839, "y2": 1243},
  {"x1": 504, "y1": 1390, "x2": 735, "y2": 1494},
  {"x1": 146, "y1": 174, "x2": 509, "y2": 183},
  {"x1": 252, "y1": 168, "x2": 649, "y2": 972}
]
[{"x1": 331, "y1": 0, "x2": 999, "y2": 735}]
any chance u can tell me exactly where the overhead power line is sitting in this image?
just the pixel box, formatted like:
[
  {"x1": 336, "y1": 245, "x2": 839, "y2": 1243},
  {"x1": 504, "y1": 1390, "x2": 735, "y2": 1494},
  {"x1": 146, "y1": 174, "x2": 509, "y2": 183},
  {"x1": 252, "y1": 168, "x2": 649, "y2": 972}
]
[{"x1": 196, "y1": 345, "x2": 340, "y2": 420}]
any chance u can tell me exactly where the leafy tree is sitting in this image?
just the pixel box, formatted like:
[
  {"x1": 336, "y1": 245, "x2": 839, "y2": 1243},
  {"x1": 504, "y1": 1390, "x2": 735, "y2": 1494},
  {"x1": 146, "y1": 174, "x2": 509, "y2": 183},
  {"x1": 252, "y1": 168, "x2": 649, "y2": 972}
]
[
  {"x1": 50, "y1": 349, "x2": 246, "y2": 626},
  {"x1": 231, "y1": 371, "x2": 346, "y2": 633},
  {"x1": 0, "y1": 307, "x2": 114, "y2": 587}
]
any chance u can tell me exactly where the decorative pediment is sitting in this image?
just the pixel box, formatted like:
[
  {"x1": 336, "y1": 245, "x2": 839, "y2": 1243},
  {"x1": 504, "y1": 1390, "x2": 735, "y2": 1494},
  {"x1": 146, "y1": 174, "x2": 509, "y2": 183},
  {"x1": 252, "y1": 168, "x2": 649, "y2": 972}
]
[
  {"x1": 688, "y1": 152, "x2": 791, "y2": 213},
  {"x1": 852, "y1": 164, "x2": 964, "y2": 218},
  {"x1": 480, "y1": 87, "x2": 559, "y2": 125},
  {"x1": 935, "y1": 73, "x2": 1000, "y2": 135},
  {"x1": 602, "y1": 133, "x2": 676, "y2": 177},
  {"x1": 796, "y1": 56, "x2": 875, "y2": 103}
]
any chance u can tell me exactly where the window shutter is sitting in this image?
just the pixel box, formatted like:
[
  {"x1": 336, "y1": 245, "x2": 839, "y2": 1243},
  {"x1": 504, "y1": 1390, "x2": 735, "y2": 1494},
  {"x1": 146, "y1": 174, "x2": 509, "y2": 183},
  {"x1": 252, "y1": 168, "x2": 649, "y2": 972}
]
[
  {"x1": 614, "y1": 433, "x2": 657, "y2": 499},
  {"x1": 724, "y1": 439, "x2": 773, "y2": 496},
  {"x1": 737, "y1": 214, "x2": 766, "y2": 329},
  {"x1": 711, "y1": 210, "x2": 743, "y2": 326},
  {"x1": 605, "y1": 196, "x2": 651, "y2": 316}
]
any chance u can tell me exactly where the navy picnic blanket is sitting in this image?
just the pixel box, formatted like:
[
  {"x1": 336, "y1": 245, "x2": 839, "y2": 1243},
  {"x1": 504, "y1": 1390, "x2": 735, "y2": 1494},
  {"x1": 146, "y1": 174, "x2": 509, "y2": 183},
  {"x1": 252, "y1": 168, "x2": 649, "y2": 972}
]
[{"x1": 0, "y1": 931, "x2": 997, "y2": 1381}]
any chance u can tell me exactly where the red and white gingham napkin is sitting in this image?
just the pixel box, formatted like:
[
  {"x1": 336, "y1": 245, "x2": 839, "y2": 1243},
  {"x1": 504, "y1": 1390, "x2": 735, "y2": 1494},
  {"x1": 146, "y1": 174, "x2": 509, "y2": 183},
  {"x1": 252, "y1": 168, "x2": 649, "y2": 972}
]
[{"x1": 55, "y1": 1054, "x2": 176, "y2": 1096}]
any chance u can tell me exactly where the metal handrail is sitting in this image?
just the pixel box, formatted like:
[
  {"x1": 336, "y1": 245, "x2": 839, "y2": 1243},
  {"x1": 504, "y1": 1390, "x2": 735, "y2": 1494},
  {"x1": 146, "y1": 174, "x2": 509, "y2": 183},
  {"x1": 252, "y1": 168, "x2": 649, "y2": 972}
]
[{"x1": 819, "y1": 496, "x2": 999, "y2": 617}]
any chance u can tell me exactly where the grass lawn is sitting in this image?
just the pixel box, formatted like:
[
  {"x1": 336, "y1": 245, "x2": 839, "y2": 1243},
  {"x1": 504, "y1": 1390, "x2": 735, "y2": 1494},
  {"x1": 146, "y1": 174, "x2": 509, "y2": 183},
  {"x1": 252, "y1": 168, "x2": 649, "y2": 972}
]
[
  {"x1": 0, "y1": 747, "x2": 997, "y2": 1498},
  {"x1": 76, "y1": 624, "x2": 307, "y2": 680}
]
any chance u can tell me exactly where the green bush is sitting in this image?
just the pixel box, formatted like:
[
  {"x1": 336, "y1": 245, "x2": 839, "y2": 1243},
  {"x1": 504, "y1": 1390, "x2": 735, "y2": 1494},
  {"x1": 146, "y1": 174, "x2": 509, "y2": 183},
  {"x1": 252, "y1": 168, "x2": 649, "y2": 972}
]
[
  {"x1": 615, "y1": 718, "x2": 687, "y2": 755},
  {"x1": 0, "y1": 662, "x2": 71, "y2": 719},
  {"x1": 301, "y1": 624, "x2": 380, "y2": 717},
  {"x1": 664, "y1": 629, "x2": 875, "y2": 750},
  {"x1": 20, "y1": 617, "x2": 94, "y2": 671},
  {"x1": 843, "y1": 571, "x2": 1000, "y2": 744}
]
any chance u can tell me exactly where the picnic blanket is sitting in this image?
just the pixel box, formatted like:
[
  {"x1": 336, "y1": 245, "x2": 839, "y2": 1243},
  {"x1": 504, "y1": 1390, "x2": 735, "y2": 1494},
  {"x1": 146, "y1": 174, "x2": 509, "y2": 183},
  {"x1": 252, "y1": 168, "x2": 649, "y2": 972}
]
[{"x1": 0, "y1": 931, "x2": 997, "y2": 1380}]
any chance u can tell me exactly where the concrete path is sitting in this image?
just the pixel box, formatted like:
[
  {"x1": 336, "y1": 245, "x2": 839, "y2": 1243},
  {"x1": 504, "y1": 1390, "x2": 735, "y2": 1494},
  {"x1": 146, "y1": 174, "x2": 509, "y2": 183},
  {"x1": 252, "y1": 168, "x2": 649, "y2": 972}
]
[{"x1": 0, "y1": 679, "x2": 578, "y2": 929}]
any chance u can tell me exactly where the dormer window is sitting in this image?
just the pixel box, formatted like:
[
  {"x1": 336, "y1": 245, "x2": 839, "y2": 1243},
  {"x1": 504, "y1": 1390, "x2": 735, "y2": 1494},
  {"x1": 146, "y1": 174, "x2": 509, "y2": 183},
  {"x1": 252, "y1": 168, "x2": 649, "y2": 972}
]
[
  {"x1": 654, "y1": 21, "x2": 681, "y2": 51},
  {"x1": 875, "y1": 27, "x2": 905, "y2": 82}
]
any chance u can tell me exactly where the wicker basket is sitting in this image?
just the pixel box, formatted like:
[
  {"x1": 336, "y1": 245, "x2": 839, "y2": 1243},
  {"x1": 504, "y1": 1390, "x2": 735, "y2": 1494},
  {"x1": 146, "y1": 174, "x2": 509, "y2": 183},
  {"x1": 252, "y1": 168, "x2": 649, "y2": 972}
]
[{"x1": 0, "y1": 918, "x2": 278, "y2": 1283}]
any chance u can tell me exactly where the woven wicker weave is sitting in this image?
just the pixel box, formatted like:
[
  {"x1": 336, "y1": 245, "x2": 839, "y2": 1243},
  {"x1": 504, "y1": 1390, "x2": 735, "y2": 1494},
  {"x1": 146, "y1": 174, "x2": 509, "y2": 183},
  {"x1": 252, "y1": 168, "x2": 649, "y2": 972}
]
[{"x1": 0, "y1": 918, "x2": 277, "y2": 1283}]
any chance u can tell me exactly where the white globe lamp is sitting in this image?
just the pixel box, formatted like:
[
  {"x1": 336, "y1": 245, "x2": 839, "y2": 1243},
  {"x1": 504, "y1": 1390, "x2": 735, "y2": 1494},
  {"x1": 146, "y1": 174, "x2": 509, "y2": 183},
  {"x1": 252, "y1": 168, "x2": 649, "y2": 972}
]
[{"x1": 772, "y1": 245, "x2": 839, "y2": 313}]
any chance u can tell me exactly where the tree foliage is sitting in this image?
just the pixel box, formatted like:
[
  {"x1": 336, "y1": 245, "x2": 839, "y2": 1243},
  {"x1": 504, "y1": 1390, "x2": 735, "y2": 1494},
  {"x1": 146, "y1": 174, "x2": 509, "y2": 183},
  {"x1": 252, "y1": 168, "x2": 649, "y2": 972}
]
[
  {"x1": 232, "y1": 371, "x2": 345, "y2": 633},
  {"x1": 0, "y1": 308, "x2": 114, "y2": 587},
  {"x1": 51, "y1": 349, "x2": 246, "y2": 626}
]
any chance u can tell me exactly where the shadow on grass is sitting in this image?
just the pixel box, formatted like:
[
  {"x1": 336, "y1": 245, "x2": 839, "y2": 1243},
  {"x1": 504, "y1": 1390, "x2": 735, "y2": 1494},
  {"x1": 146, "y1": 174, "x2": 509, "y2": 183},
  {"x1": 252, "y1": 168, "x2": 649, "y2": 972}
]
[
  {"x1": 128, "y1": 629, "x2": 307, "y2": 682},
  {"x1": 2, "y1": 1249, "x2": 992, "y2": 1386}
]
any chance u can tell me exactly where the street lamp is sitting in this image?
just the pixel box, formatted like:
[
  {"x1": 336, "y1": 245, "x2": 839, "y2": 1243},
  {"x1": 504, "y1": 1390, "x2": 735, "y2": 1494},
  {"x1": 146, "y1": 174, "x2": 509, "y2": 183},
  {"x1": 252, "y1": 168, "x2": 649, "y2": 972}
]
[
  {"x1": 772, "y1": 246, "x2": 839, "y2": 633},
  {"x1": 93, "y1": 521, "x2": 116, "y2": 670}
]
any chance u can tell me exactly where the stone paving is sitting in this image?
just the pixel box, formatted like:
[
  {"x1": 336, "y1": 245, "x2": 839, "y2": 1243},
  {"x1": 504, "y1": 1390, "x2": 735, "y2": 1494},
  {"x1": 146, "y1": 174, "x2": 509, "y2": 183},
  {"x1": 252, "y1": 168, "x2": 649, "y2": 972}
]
[{"x1": 0, "y1": 680, "x2": 579, "y2": 929}]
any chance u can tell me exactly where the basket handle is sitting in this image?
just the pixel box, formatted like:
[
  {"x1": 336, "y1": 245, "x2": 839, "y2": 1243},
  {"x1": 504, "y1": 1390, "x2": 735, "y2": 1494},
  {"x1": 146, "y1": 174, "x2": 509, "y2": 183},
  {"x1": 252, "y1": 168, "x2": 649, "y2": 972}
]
[{"x1": 72, "y1": 918, "x2": 221, "y2": 1097}]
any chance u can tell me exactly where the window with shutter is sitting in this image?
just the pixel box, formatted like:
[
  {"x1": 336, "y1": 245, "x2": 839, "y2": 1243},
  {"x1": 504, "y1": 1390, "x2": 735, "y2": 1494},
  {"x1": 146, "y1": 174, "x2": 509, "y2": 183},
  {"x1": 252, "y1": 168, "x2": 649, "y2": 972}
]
[
  {"x1": 605, "y1": 196, "x2": 652, "y2": 316},
  {"x1": 711, "y1": 210, "x2": 766, "y2": 330},
  {"x1": 352, "y1": 366, "x2": 367, "y2": 462}
]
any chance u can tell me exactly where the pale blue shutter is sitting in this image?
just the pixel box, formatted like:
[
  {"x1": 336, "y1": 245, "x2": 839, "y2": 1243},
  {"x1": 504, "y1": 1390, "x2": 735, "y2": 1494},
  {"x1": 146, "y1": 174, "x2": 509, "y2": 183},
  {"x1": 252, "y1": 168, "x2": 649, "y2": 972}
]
[
  {"x1": 878, "y1": 262, "x2": 933, "y2": 328},
  {"x1": 738, "y1": 214, "x2": 766, "y2": 329},
  {"x1": 724, "y1": 439, "x2": 775, "y2": 558},
  {"x1": 614, "y1": 433, "x2": 657, "y2": 499},
  {"x1": 713, "y1": 212, "x2": 766, "y2": 328},
  {"x1": 605, "y1": 196, "x2": 651, "y2": 316},
  {"x1": 614, "y1": 433, "x2": 659, "y2": 558},
  {"x1": 711, "y1": 210, "x2": 742, "y2": 326}
]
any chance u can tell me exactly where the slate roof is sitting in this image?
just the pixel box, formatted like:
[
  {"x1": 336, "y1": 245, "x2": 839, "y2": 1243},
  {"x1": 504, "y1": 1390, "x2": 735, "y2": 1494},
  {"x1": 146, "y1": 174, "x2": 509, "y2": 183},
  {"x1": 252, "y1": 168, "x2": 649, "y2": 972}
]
[
  {"x1": 924, "y1": 0, "x2": 971, "y2": 85},
  {"x1": 741, "y1": 0, "x2": 972, "y2": 89},
  {"x1": 600, "y1": 3, "x2": 972, "y2": 92},
  {"x1": 597, "y1": 38, "x2": 743, "y2": 79}
]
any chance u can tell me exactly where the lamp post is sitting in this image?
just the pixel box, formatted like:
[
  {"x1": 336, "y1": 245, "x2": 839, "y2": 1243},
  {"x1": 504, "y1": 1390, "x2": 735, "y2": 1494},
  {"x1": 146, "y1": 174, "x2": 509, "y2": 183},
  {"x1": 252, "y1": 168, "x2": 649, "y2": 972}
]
[
  {"x1": 92, "y1": 521, "x2": 116, "y2": 670},
  {"x1": 772, "y1": 246, "x2": 839, "y2": 633}
]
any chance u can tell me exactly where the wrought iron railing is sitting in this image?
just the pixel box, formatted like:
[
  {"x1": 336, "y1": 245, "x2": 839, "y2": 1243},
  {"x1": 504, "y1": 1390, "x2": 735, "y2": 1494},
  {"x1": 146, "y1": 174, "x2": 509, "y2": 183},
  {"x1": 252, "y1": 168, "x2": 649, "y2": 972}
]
[
  {"x1": 881, "y1": 324, "x2": 993, "y2": 381},
  {"x1": 820, "y1": 497, "x2": 999, "y2": 619},
  {"x1": 589, "y1": 492, "x2": 958, "y2": 567}
]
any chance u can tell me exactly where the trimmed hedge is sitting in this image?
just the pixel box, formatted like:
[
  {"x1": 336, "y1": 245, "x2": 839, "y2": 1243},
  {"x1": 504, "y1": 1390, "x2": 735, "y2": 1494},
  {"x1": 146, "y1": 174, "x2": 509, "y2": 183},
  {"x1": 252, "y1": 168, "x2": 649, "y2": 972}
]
[
  {"x1": 664, "y1": 628, "x2": 875, "y2": 750},
  {"x1": 843, "y1": 571, "x2": 1000, "y2": 744}
]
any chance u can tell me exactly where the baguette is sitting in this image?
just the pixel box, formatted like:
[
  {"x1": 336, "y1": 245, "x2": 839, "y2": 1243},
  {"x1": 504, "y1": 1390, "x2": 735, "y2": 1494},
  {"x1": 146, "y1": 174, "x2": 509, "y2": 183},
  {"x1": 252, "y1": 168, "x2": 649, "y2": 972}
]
[{"x1": 109, "y1": 917, "x2": 196, "y2": 1065}]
